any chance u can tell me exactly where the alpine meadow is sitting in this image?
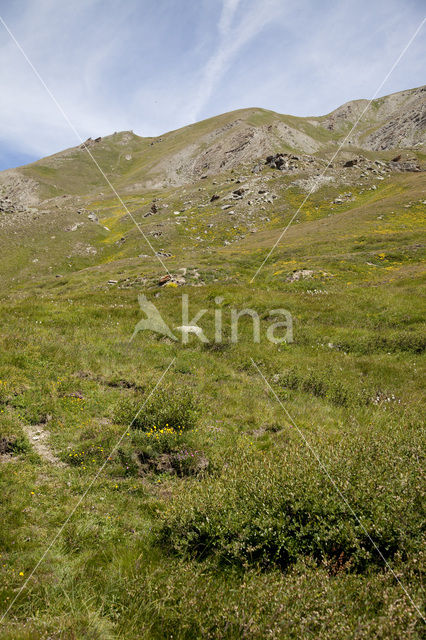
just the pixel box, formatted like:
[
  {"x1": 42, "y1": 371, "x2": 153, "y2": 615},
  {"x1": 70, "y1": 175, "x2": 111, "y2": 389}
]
[{"x1": 0, "y1": 6, "x2": 425, "y2": 638}]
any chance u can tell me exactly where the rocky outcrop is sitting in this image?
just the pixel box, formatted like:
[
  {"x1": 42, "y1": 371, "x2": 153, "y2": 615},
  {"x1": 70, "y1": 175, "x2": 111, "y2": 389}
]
[
  {"x1": 264, "y1": 152, "x2": 315, "y2": 171},
  {"x1": 321, "y1": 85, "x2": 426, "y2": 151},
  {"x1": 0, "y1": 170, "x2": 39, "y2": 222},
  {"x1": 363, "y1": 105, "x2": 426, "y2": 150},
  {"x1": 80, "y1": 136, "x2": 102, "y2": 150}
]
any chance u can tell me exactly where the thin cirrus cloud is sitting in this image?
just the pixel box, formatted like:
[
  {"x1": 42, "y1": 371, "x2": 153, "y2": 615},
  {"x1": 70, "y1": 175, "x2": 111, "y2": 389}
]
[
  {"x1": 218, "y1": 0, "x2": 241, "y2": 35},
  {"x1": 186, "y1": 0, "x2": 285, "y2": 123},
  {"x1": 0, "y1": 0, "x2": 424, "y2": 170}
]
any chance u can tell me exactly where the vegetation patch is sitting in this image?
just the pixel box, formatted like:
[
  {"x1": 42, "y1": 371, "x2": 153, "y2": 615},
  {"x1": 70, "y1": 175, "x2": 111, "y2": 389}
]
[
  {"x1": 159, "y1": 433, "x2": 424, "y2": 573},
  {"x1": 280, "y1": 367, "x2": 366, "y2": 407},
  {"x1": 114, "y1": 384, "x2": 199, "y2": 431}
]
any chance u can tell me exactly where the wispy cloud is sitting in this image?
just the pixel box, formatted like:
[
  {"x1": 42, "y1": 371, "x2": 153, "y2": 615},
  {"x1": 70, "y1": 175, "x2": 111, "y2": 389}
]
[
  {"x1": 218, "y1": 0, "x2": 241, "y2": 36},
  {"x1": 187, "y1": 0, "x2": 284, "y2": 122}
]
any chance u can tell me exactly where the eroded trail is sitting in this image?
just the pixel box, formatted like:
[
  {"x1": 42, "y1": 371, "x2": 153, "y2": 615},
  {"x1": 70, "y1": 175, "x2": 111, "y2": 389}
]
[{"x1": 23, "y1": 424, "x2": 65, "y2": 467}]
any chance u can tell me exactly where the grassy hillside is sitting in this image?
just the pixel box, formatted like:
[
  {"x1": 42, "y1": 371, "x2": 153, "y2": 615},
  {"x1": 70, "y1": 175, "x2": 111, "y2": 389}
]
[{"x1": 0, "y1": 89, "x2": 425, "y2": 638}]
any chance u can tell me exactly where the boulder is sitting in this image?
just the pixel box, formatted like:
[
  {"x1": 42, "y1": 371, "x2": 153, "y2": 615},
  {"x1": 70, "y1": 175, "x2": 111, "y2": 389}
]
[
  {"x1": 158, "y1": 274, "x2": 171, "y2": 286},
  {"x1": 233, "y1": 187, "x2": 245, "y2": 196},
  {"x1": 286, "y1": 269, "x2": 314, "y2": 282}
]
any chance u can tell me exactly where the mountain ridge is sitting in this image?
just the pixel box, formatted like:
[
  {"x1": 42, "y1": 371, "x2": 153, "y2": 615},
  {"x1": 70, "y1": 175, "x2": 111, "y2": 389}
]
[
  {"x1": 0, "y1": 85, "x2": 424, "y2": 206},
  {"x1": 0, "y1": 84, "x2": 424, "y2": 292}
]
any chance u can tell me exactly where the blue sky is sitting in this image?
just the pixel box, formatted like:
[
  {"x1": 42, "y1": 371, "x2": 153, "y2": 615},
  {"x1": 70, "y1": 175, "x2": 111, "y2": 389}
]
[{"x1": 0, "y1": 0, "x2": 424, "y2": 170}]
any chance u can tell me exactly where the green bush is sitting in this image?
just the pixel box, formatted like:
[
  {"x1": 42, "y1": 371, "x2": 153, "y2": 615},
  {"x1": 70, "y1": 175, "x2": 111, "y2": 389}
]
[
  {"x1": 113, "y1": 388, "x2": 204, "y2": 476},
  {"x1": 114, "y1": 384, "x2": 199, "y2": 431},
  {"x1": 159, "y1": 433, "x2": 424, "y2": 572},
  {"x1": 0, "y1": 414, "x2": 30, "y2": 455},
  {"x1": 130, "y1": 425, "x2": 207, "y2": 477},
  {"x1": 0, "y1": 434, "x2": 29, "y2": 455}
]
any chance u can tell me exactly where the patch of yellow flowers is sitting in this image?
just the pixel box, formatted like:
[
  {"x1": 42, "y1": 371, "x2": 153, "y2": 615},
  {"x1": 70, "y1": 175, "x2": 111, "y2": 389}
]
[{"x1": 145, "y1": 424, "x2": 183, "y2": 439}]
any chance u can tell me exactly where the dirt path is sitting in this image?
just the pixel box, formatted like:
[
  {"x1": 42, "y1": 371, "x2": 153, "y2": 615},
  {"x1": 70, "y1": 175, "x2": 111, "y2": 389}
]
[{"x1": 23, "y1": 424, "x2": 65, "y2": 467}]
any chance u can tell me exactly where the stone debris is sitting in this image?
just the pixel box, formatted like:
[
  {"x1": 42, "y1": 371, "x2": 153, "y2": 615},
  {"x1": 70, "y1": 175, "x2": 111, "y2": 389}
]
[
  {"x1": 65, "y1": 222, "x2": 84, "y2": 231},
  {"x1": 144, "y1": 201, "x2": 159, "y2": 217},
  {"x1": 333, "y1": 192, "x2": 353, "y2": 204},
  {"x1": 391, "y1": 159, "x2": 420, "y2": 172},
  {"x1": 287, "y1": 269, "x2": 314, "y2": 282},
  {"x1": 342, "y1": 155, "x2": 421, "y2": 175},
  {"x1": 265, "y1": 153, "x2": 306, "y2": 171}
]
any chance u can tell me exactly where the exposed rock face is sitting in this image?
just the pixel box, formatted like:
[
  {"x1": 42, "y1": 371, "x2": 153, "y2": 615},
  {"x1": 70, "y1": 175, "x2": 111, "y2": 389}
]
[
  {"x1": 274, "y1": 121, "x2": 320, "y2": 153},
  {"x1": 0, "y1": 170, "x2": 39, "y2": 210},
  {"x1": 150, "y1": 87, "x2": 424, "y2": 185},
  {"x1": 321, "y1": 85, "x2": 426, "y2": 150},
  {"x1": 0, "y1": 170, "x2": 40, "y2": 228},
  {"x1": 321, "y1": 100, "x2": 369, "y2": 132},
  {"x1": 364, "y1": 105, "x2": 426, "y2": 150},
  {"x1": 363, "y1": 86, "x2": 426, "y2": 150}
]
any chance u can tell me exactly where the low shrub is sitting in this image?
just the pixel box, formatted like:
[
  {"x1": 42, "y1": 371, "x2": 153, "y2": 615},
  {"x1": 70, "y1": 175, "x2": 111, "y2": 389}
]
[
  {"x1": 158, "y1": 433, "x2": 424, "y2": 572},
  {"x1": 133, "y1": 426, "x2": 208, "y2": 476},
  {"x1": 0, "y1": 435, "x2": 29, "y2": 455},
  {"x1": 0, "y1": 414, "x2": 30, "y2": 455},
  {"x1": 114, "y1": 384, "x2": 199, "y2": 431}
]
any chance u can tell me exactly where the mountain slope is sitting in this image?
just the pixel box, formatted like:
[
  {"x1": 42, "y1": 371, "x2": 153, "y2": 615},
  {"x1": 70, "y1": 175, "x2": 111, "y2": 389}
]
[
  {"x1": 320, "y1": 84, "x2": 426, "y2": 149},
  {"x1": 1, "y1": 85, "x2": 424, "y2": 206},
  {"x1": 0, "y1": 86, "x2": 425, "y2": 639}
]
